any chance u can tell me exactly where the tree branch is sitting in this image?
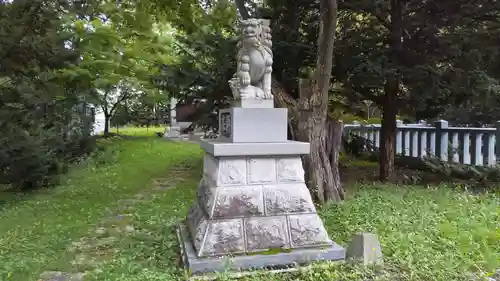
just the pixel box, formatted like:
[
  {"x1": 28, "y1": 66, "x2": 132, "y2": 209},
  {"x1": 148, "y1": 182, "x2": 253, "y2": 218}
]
[
  {"x1": 234, "y1": 0, "x2": 250, "y2": 20},
  {"x1": 102, "y1": 91, "x2": 109, "y2": 115},
  {"x1": 109, "y1": 89, "x2": 131, "y2": 117},
  {"x1": 338, "y1": 0, "x2": 390, "y2": 29}
]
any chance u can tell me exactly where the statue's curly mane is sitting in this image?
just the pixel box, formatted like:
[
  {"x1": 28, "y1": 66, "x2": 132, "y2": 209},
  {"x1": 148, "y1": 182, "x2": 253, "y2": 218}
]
[{"x1": 236, "y1": 19, "x2": 272, "y2": 59}]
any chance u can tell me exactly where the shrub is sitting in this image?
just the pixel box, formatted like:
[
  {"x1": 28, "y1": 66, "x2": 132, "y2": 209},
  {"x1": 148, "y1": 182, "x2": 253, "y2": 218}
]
[{"x1": 0, "y1": 105, "x2": 96, "y2": 191}]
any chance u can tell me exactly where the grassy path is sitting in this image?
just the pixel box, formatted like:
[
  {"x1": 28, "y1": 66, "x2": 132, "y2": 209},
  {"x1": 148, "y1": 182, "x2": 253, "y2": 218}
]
[{"x1": 0, "y1": 136, "x2": 201, "y2": 281}]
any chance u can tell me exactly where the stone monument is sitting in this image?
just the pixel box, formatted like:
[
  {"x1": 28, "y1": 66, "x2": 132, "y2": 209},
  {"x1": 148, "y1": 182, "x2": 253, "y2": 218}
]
[
  {"x1": 178, "y1": 18, "x2": 345, "y2": 275},
  {"x1": 164, "y1": 97, "x2": 182, "y2": 139}
]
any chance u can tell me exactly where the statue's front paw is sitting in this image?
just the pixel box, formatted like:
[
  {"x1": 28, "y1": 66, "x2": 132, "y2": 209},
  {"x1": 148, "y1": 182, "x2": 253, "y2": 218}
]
[
  {"x1": 239, "y1": 92, "x2": 248, "y2": 99},
  {"x1": 241, "y1": 74, "x2": 251, "y2": 86},
  {"x1": 239, "y1": 89, "x2": 250, "y2": 99}
]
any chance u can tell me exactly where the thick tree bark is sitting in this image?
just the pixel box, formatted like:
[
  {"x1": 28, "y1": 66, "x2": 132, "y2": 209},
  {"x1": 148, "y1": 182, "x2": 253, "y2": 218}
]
[
  {"x1": 104, "y1": 113, "x2": 110, "y2": 137},
  {"x1": 308, "y1": 0, "x2": 342, "y2": 203},
  {"x1": 379, "y1": 0, "x2": 402, "y2": 181},
  {"x1": 272, "y1": 78, "x2": 299, "y2": 138},
  {"x1": 234, "y1": 0, "x2": 250, "y2": 19},
  {"x1": 326, "y1": 118, "x2": 344, "y2": 199},
  {"x1": 295, "y1": 7, "x2": 344, "y2": 200},
  {"x1": 297, "y1": 79, "x2": 325, "y2": 203},
  {"x1": 297, "y1": 80, "x2": 343, "y2": 204},
  {"x1": 380, "y1": 80, "x2": 398, "y2": 181}
]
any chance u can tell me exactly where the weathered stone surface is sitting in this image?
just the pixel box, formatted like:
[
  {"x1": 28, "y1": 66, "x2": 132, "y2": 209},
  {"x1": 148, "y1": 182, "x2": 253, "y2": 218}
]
[
  {"x1": 187, "y1": 204, "x2": 208, "y2": 254},
  {"x1": 288, "y1": 214, "x2": 330, "y2": 248},
  {"x1": 180, "y1": 17, "x2": 345, "y2": 273},
  {"x1": 217, "y1": 157, "x2": 247, "y2": 186},
  {"x1": 263, "y1": 183, "x2": 315, "y2": 215},
  {"x1": 179, "y1": 224, "x2": 345, "y2": 275},
  {"x1": 101, "y1": 214, "x2": 133, "y2": 226},
  {"x1": 67, "y1": 236, "x2": 118, "y2": 253},
  {"x1": 346, "y1": 233, "x2": 383, "y2": 266},
  {"x1": 229, "y1": 18, "x2": 273, "y2": 101},
  {"x1": 164, "y1": 125, "x2": 181, "y2": 139},
  {"x1": 203, "y1": 154, "x2": 218, "y2": 180},
  {"x1": 212, "y1": 186, "x2": 264, "y2": 217},
  {"x1": 39, "y1": 271, "x2": 85, "y2": 281},
  {"x1": 196, "y1": 177, "x2": 215, "y2": 216},
  {"x1": 276, "y1": 157, "x2": 305, "y2": 183},
  {"x1": 71, "y1": 254, "x2": 100, "y2": 268},
  {"x1": 217, "y1": 108, "x2": 288, "y2": 143},
  {"x1": 220, "y1": 112, "x2": 232, "y2": 138},
  {"x1": 231, "y1": 99, "x2": 274, "y2": 108},
  {"x1": 201, "y1": 219, "x2": 245, "y2": 256},
  {"x1": 198, "y1": 140, "x2": 310, "y2": 157},
  {"x1": 247, "y1": 156, "x2": 276, "y2": 184},
  {"x1": 245, "y1": 216, "x2": 290, "y2": 252},
  {"x1": 117, "y1": 198, "x2": 142, "y2": 206},
  {"x1": 188, "y1": 153, "x2": 337, "y2": 257}
]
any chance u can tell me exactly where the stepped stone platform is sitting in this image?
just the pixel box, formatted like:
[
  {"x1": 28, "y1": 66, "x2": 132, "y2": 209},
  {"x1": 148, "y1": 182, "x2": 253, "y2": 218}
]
[
  {"x1": 178, "y1": 109, "x2": 345, "y2": 275},
  {"x1": 177, "y1": 17, "x2": 345, "y2": 276}
]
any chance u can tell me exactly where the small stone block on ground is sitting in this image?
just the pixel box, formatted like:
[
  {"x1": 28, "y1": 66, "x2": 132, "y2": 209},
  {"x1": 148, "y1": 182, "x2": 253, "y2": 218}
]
[{"x1": 346, "y1": 233, "x2": 383, "y2": 266}]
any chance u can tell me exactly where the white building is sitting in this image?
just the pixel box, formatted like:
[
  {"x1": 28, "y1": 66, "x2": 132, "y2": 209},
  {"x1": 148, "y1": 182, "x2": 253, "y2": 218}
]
[{"x1": 88, "y1": 105, "x2": 108, "y2": 135}]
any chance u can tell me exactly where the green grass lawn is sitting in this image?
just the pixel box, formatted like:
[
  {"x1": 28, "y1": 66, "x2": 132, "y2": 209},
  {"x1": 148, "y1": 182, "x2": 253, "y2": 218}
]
[
  {"x1": 0, "y1": 130, "x2": 498, "y2": 281},
  {"x1": 110, "y1": 125, "x2": 167, "y2": 137},
  {"x1": 0, "y1": 134, "x2": 200, "y2": 281}
]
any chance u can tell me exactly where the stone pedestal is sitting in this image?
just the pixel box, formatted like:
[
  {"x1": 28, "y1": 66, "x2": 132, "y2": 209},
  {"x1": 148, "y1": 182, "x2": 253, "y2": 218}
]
[
  {"x1": 164, "y1": 124, "x2": 181, "y2": 139},
  {"x1": 179, "y1": 100, "x2": 345, "y2": 275},
  {"x1": 164, "y1": 97, "x2": 182, "y2": 139},
  {"x1": 165, "y1": 122, "x2": 194, "y2": 139}
]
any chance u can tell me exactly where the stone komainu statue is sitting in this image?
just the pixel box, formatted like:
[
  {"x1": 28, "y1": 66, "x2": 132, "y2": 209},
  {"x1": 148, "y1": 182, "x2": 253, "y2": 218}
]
[{"x1": 229, "y1": 18, "x2": 273, "y2": 100}]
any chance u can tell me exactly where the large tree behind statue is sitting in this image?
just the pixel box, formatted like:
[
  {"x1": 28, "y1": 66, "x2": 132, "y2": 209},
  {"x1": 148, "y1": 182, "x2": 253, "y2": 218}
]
[
  {"x1": 333, "y1": 0, "x2": 500, "y2": 181},
  {"x1": 235, "y1": 0, "x2": 344, "y2": 204}
]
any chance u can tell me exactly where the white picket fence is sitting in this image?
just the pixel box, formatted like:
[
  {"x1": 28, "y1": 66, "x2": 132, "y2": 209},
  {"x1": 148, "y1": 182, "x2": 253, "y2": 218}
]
[{"x1": 344, "y1": 120, "x2": 500, "y2": 167}]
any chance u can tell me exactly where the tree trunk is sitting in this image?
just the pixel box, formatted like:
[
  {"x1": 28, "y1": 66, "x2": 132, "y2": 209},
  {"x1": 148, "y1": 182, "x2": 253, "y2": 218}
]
[
  {"x1": 379, "y1": 80, "x2": 398, "y2": 181},
  {"x1": 379, "y1": 0, "x2": 403, "y2": 181},
  {"x1": 234, "y1": 0, "x2": 250, "y2": 19},
  {"x1": 297, "y1": 80, "x2": 343, "y2": 204},
  {"x1": 326, "y1": 118, "x2": 345, "y2": 200},
  {"x1": 297, "y1": 79, "x2": 326, "y2": 204},
  {"x1": 272, "y1": 77, "x2": 299, "y2": 139},
  {"x1": 104, "y1": 114, "x2": 110, "y2": 137}
]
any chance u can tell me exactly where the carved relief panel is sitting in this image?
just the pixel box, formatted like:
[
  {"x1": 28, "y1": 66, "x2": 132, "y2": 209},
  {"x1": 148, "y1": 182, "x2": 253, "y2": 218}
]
[{"x1": 220, "y1": 112, "x2": 232, "y2": 138}]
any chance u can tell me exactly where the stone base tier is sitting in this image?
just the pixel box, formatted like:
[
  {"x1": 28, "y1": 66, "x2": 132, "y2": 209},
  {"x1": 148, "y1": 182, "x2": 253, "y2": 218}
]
[
  {"x1": 164, "y1": 126, "x2": 181, "y2": 138},
  {"x1": 181, "y1": 136, "x2": 345, "y2": 275},
  {"x1": 230, "y1": 99, "x2": 274, "y2": 109},
  {"x1": 197, "y1": 140, "x2": 309, "y2": 156},
  {"x1": 218, "y1": 107, "x2": 287, "y2": 143},
  {"x1": 185, "y1": 152, "x2": 336, "y2": 258},
  {"x1": 186, "y1": 202, "x2": 335, "y2": 257},
  {"x1": 178, "y1": 224, "x2": 345, "y2": 275}
]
